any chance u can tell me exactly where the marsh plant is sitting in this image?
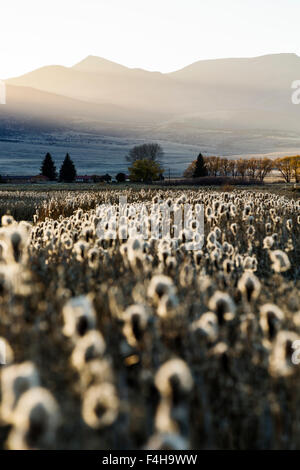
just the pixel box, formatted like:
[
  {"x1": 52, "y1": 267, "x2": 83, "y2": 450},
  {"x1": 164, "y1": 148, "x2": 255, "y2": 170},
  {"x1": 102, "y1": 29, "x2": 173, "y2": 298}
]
[{"x1": 0, "y1": 188, "x2": 299, "y2": 450}]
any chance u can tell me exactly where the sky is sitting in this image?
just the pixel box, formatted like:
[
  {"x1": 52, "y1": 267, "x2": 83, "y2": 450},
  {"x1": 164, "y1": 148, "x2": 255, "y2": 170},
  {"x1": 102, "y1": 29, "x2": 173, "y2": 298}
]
[{"x1": 1, "y1": 0, "x2": 300, "y2": 78}]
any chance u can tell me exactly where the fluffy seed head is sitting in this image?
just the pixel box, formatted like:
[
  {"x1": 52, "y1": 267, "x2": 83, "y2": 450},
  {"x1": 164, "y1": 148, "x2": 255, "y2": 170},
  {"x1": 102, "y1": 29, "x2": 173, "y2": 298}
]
[
  {"x1": 155, "y1": 359, "x2": 193, "y2": 401},
  {"x1": 62, "y1": 295, "x2": 96, "y2": 339},
  {"x1": 82, "y1": 383, "x2": 119, "y2": 429},
  {"x1": 269, "y1": 250, "x2": 291, "y2": 273}
]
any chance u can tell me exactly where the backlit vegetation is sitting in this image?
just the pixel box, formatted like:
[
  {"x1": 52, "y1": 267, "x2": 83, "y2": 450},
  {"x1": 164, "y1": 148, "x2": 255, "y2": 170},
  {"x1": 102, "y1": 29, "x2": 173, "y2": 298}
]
[{"x1": 0, "y1": 188, "x2": 299, "y2": 449}]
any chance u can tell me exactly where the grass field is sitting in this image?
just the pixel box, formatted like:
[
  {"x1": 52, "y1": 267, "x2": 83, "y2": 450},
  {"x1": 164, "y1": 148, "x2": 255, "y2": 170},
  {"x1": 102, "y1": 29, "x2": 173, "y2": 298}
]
[
  {"x1": 0, "y1": 184, "x2": 299, "y2": 450},
  {"x1": 0, "y1": 182, "x2": 299, "y2": 222}
]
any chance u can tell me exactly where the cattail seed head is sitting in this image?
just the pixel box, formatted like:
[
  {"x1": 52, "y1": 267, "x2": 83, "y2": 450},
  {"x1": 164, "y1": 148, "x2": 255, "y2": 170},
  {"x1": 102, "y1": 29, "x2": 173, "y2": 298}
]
[
  {"x1": 82, "y1": 383, "x2": 119, "y2": 429},
  {"x1": 155, "y1": 359, "x2": 193, "y2": 403},
  {"x1": 208, "y1": 291, "x2": 236, "y2": 324},
  {"x1": 71, "y1": 330, "x2": 106, "y2": 371},
  {"x1": 62, "y1": 295, "x2": 96, "y2": 339},
  {"x1": 8, "y1": 387, "x2": 60, "y2": 450},
  {"x1": 269, "y1": 250, "x2": 291, "y2": 273},
  {"x1": 260, "y1": 303, "x2": 284, "y2": 340},
  {"x1": 1, "y1": 362, "x2": 40, "y2": 424},
  {"x1": 238, "y1": 272, "x2": 261, "y2": 302}
]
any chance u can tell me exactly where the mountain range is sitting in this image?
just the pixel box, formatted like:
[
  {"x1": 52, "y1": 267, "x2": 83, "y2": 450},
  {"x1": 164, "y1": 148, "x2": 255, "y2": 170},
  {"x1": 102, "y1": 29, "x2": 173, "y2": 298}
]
[{"x1": 1, "y1": 53, "x2": 300, "y2": 175}]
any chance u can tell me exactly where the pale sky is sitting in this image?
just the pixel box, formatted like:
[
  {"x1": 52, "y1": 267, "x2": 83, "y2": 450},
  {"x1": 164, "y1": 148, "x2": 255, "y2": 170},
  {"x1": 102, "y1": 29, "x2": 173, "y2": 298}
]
[{"x1": 1, "y1": 0, "x2": 300, "y2": 78}]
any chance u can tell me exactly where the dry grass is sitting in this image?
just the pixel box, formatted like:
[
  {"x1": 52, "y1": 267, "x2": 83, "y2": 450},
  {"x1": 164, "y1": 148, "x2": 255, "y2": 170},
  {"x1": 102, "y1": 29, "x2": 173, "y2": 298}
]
[{"x1": 0, "y1": 187, "x2": 299, "y2": 450}]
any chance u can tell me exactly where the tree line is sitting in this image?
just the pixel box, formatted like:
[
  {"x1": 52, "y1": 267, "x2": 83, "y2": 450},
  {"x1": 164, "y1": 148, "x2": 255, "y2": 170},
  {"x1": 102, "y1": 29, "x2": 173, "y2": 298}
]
[
  {"x1": 40, "y1": 144, "x2": 165, "y2": 183},
  {"x1": 41, "y1": 153, "x2": 121, "y2": 183},
  {"x1": 41, "y1": 153, "x2": 77, "y2": 182},
  {"x1": 19, "y1": 147, "x2": 300, "y2": 184},
  {"x1": 184, "y1": 154, "x2": 300, "y2": 183}
]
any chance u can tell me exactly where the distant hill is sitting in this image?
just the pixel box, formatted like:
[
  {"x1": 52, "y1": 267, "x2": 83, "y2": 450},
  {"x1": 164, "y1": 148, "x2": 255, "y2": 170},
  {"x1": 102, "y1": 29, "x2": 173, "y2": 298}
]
[
  {"x1": 2, "y1": 53, "x2": 300, "y2": 175},
  {"x1": 0, "y1": 83, "x2": 170, "y2": 135},
  {"x1": 6, "y1": 53, "x2": 300, "y2": 132},
  {"x1": 6, "y1": 60, "x2": 177, "y2": 114}
]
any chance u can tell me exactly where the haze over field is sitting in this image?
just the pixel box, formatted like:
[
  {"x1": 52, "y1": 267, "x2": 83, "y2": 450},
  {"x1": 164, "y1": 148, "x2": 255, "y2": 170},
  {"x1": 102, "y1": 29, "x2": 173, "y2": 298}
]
[
  {"x1": 1, "y1": 52, "x2": 300, "y2": 175},
  {"x1": 6, "y1": 52, "x2": 300, "y2": 130},
  {"x1": 1, "y1": 53, "x2": 300, "y2": 175}
]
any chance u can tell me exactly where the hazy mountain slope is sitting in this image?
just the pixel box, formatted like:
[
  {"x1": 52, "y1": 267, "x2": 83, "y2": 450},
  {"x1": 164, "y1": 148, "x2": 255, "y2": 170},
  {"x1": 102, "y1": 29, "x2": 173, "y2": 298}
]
[
  {"x1": 169, "y1": 53, "x2": 300, "y2": 90},
  {"x1": 6, "y1": 60, "x2": 181, "y2": 114},
  {"x1": 2, "y1": 54, "x2": 300, "y2": 176},
  {"x1": 0, "y1": 84, "x2": 169, "y2": 133},
  {"x1": 6, "y1": 53, "x2": 300, "y2": 129},
  {"x1": 73, "y1": 55, "x2": 134, "y2": 75}
]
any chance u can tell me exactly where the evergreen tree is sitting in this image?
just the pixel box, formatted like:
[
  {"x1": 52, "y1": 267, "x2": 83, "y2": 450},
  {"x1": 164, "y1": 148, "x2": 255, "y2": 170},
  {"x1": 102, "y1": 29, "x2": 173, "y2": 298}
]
[
  {"x1": 116, "y1": 172, "x2": 126, "y2": 183},
  {"x1": 193, "y1": 153, "x2": 208, "y2": 178},
  {"x1": 40, "y1": 153, "x2": 57, "y2": 180},
  {"x1": 103, "y1": 173, "x2": 112, "y2": 182},
  {"x1": 59, "y1": 153, "x2": 77, "y2": 182}
]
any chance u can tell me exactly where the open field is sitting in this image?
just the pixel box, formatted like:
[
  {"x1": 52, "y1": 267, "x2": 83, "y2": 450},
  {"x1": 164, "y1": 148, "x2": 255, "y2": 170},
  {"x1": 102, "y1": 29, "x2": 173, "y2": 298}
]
[
  {"x1": 1, "y1": 127, "x2": 300, "y2": 177},
  {"x1": 0, "y1": 134, "x2": 200, "y2": 177},
  {"x1": 0, "y1": 186, "x2": 299, "y2": 450},
  {"x1": 0, "y1": 183, "x2": 299, "y2": 222}
]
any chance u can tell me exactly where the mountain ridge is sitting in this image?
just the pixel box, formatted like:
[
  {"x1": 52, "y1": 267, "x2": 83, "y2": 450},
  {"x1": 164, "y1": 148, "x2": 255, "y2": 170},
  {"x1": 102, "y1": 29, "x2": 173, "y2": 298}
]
[{"x1": 2, "y1": 53, "x2": 300, "y2": 174}]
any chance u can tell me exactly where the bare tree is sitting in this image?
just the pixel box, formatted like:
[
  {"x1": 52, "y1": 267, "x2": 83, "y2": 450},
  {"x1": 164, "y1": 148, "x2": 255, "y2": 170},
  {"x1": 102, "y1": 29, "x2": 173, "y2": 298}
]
[
  {"x1": 126, "y1": 143, "x2": 164, "y2": 164},
  {"x1": 290, "y1": 156, "x2": 300, "y2": 183},
  {"x1": 247, "y1": 159, "x2": 258, "y2": 179},
  {"x1": 227, "y1": 160, "x2": 236, "y2": 177},
  {"x1": 256, "y1": 158, "x2": 273, "y2": 182},
  {"x1": 183, "y1": 160, "x2": 196, "y2": 178},
  {"x1": 219, "y1": 158, "x2": 231, "y2": 176},
  {"x1": 276, "y1": 158, "x2": 292, "y2": 183},
  {"x1": 236, "y1": 159, "x2": 248, "y2": 178},
  {"x1": 206, "y1": 156, "x2": 220, "y2": 176}
]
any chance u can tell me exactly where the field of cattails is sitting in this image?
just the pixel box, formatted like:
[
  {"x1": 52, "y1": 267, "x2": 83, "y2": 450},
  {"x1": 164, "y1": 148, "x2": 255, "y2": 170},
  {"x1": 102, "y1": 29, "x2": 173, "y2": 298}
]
[{"x1": 0, "y1": 188, "x2": 299, "y2": 450}]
